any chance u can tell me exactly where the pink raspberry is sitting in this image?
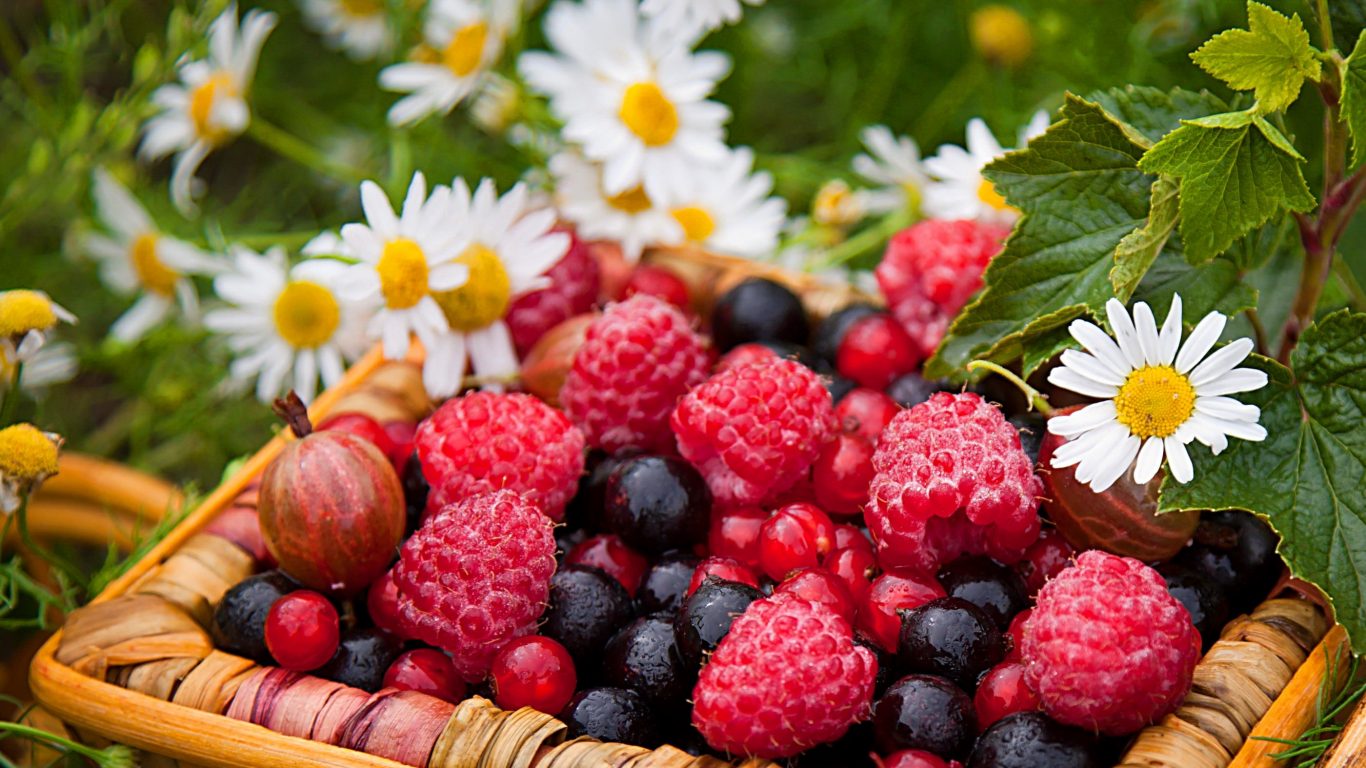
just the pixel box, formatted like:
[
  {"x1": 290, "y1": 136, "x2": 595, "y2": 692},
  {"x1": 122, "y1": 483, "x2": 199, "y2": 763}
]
[
  {"x1": 692, "y1": 592, "x2": 877, "y2": 758},
  {"x1": 506, "y1": 230, "x2": 599, "y2": 356},
  {"x1": 671, "y1": 359, "x2": 837, "y2": 506},
  {"x1": 416, "y1": 391, "x2": 585, "y2": 521},
  {"x1": 1022, "y1": 550, "x2": 1200, "y2": 735},
  {"x1": 876, "y1": 219, "x2": 1009, "y2": 356},
  {"x1": 560, "y1": 295, "x2": 711, "y2": 453},
  {"x1": 865, "y1": 392, "x2": 1040, "y2": 573},
  {"x1": 392, "y1": 490, "x2": 557, "y2": 681}
]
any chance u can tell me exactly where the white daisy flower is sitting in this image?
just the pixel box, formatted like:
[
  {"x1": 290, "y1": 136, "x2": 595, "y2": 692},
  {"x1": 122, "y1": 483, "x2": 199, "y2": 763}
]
[
  {"x1": 0, "y1": 290, "x2": 77, "y2": 369},
  {"x1": 853, "y1": 125, "x2": 928, "y2": 216},
  {"x1": 654, "y1": 146, "x2": 786, "y2": 258},
  {"x1": 469, "y1": 72, "x2": 522, "y2": 134},
  {"x1": 140, "y1": 5, "x2": 276, "y2": 214},
  {"x1": 922, "y1": 109, "x2": 1049, "y2": 225},
  {"x1": 299, "y1": 0, "x2": 393, "y2": 60},
  {"x1": 812, "y1": 179, "x2": 872, "y2": 228},
  {"x1": 77, "y1": 169, "x2": 221, "y2": 343},
  {"x1": 205, "y1": 246, "x2": 369, "y2": 403},
  {"x1": 1046, "y1": 294, "x2": 1269, "y2": 493},
  {"x1": 519, "y1": 0, "x2": 731, "y2": 199},
  {"x1": 1, "y1": 342, "x2": 77, "y2": 396},
  {"x1": 332, "y1": 172, "x2": 470, "y2": 360},
  {"x1": 0, "y1": 424, "x2": 63, "y2": 516},
  {"x1": 549, "y1": 150, "x2": 681, "y2": 262},
  {"x1": 639, "y1": 0, "x2": 764, "y2": 39},
  {"x1": 378, "y1": 0, "x2": 510, "y2": 126}
]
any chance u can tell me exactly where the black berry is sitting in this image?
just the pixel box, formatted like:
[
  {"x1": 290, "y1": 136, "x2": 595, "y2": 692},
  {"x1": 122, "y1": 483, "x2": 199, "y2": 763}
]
[
  {"x1": 602, "y1": 614, "x2": 694, "y2": 710},
  {"x1": 967, "y1": 711, "x2": 1103, "y2": 768},
  {"x1": 826, "y1": 374, "x2": 858, "y2": 404},
  {"x1": 542, "y1": 565, "x2": 635, "y2": 671},
  {"x1": 637, "y1": 553, "x2": 700, "y2": 614},
  {"x1": 1010, "y1": 413, "x2": 1045, "y2": 466},
  {"x1": 811, "y1": 303, "x2": 881, "y2": 366},
  {"x1": 401, "y1": 452, "x2": 428, "y2": 535},
  {"x1": 897, "y1": 597, "x2": 1006, "y2": 690},
  {"x1": 1157, "y1": 562, "x2": 1229, "y2": 651},
  {"x1": 212, "y1": 570, "x2": 297, "y2": 664},
  {"x1": 1176, "y1": 511, "x2": 1282, "y2": 614},
  {"x1": 885, "y1": 372, "x2": 943, "y2": 408},
  {"x1": 710, "y1": 278, "x2": 808, "y2": 352},
  {"x1": 604, "y1": 456, "x2": 711, "y2": 556},
  {"x1": 561, "y1": 687, "x2": 661, "y2": 747},
  {"x1": 937, "y1": 556, "x2": 1029, "y2": 629},
  {"x1": 674, "y1": 577, "x2": 764, "y2": 668},
  {"x1": 317, "y1": 627, "x2": 402, "y2": 692},
  {"x1": 565, "y1": 450, "x2": 636, "y2": 534},
  {"x1": 788, "y1": 721, "x2": 877, "y2": 768},
  {"x1": 757, "y1": 340, "x2": 824, "y2": 371},
  {"x1": 872, "y1": 674, "x2": 977, "y2": 760}
]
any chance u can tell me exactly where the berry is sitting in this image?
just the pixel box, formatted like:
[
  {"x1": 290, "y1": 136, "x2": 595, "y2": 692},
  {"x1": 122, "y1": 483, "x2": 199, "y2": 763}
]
[
  {"x1": 564, "y1": 451, "x2": 631, "y2": 533},
  {"x1": 623, "y1": 264, "x2": 690, "y2": 309},
  {"x1": 812, "y1": 303, "x2": 881, "y2": 367},
  {"x1": 886, "y1": 373, "x2": 944, "y2": 409},
  {"x1": 875, "y1": 750, "x2": 960, "y2": 768},
  {"x1": 317, "y1": 412, "x2": 398, "y2": 467},
  {"x1": 813, "y1": 433, "x2": 877, "y2": 516},
  {"x1": 212, "y1": 570, "x2": 297, "y2": 664},
  {"x1": 318, "y1": 627, "x2": 402, "y2": 692},
  {"x1": 562, "y1": 687, "x2": 661, "y2": 747},
  {"x1": 383, "y1": 421, "x2": 416, "y2": 468},
  {"x1": 366, "y1": 569, "x2": 403, "y2": 637},
  {"x1": 709, "y1": 277, "x2": 809, "y2": 352},
  {"x1": 566, "y1": 534, "x2": 649, "y2": 596},
  {"x1": 837, "y1": 388, "x2": 902, "y2": 442},
  {"x1": 834, "y1": 524, "x2": 875, "y2": 555},
  {"x1": 936, "y1": 556, "x2": 1029, "y2": 629},
  {"x1": 205, "y1": 506, "x2": 273, "y2": 565},
  {"x1": 876, "y1": 219, "x2": 1008, "y2": 357},
  {"x1": 506, "y1": 230, "x2": 599, "y2": 356},
  {"x1": 1157, "y1": 562, "x2": 1229, "y2": 651},
  {"x1": 1004, "y1": 609, "x2": 1031, "y2": 663},
  {"x1": 417, "y1": 392, "x2": 585, "y2": 521},
  {"x1": 692, "y1": 593, "x2": 878, "y2": 758},
  {"x1": 828, "y1": 374, "x2": 858, "y2": 404},
  {"x1": 898, "y1": 597, "x2": 1006, "y2": 690},
  {"x1": 401, "y1": 452, "x2": 429, "y2": 535},
  {"x1": 603, "y1": 455, "x2": 711, "y2": 555},
  {"x1": 715, "y1": 342, "x2": 781, "y2": 373},
  {"x1": 1008, "y1": 413, "x2": 1044, "y2": 466},
  {"x1": 674, "y1": 577, "x2": 764, "y2": 668},
  {"x1": 859, "y1": 569, "x2": 947, "y2": 653},
  {"x1": 604, "y1": 614, "x2": 693, "y2": 710},
  {"x1": 865, "y1": 392, "x2": 1041, "y2": 573},
  {"x1": 1015, "y1": 529, "x2": 1074, "y2": 596},
  {"x1": 672, "y1": 358, "x2": 837, "y2": 506},
  {"x1": 383, "y1": 649, "x2": 466, "y2": 703},
  {"x1": 873, "y1": 675, "x2": 977, "y2": 760},
  {"x1": 837, "y1": 313, "x2": 921, "y2": 390},
  {"x1": 826, "y1": 546, "x2": 878, "y2": 605},
  {"x1": 1175, "y1": 511, "x2": 1282, "y2": 614},
  {"x1": 686, "y1": 556, "x2": 761, "y2": 596},
  {"x1": 637, "y1": 553, "x2": 699, "y2": 614},
  {"x1": 392, "y1": 490, "x2": 557, "y2": 680},
  {"x1": 561, "y1": 296, "x2": 711, "y2": 454},
  {"x1": 708, "y1": 506, "x2": 768, "y2": 571},
  {"x1": 543, "y1": 564, "x2": 636, "y2": 667},
  {"x1": 490, "y1": 635, "x2": 578, "y2": 714},
  {"x1": 966, "y1": 712, "x2": 1102, "y2": 768},
  {"x1": 265, "y1": 591, "x2": 340, "y2": 672},
  {"x1": 775, "y1": 567, "x2": 857, "y2": 622},
  {"x1": 974, "y1": 662, "x2": 1041, "y2": 729},
  {"x1": 758, "y1": 502, "x2": 837, "y2": 580},
  {"x1": 1022, "y1": 551, "x2": 1201, "y2": 735}
]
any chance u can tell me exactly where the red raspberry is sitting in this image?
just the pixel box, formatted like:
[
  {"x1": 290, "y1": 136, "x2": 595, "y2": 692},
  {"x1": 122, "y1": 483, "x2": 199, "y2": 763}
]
[
  {"x1": 506, "y1": 230, "x2": 599, "y2": 357},
  {"x1": 1022, "y1": 551, "x2": 1200, "y2": 735},
  {"x1": 876, "y1": 219, "x2": 1009, "y2": 356},
  {"x1": 392, "y1": 490, "x2": 557, "y2": 681},
  {"x1": 561, "y1": 295, "x2": 711, "y2": 454},
  {"x1": 865, "y1": 392, "x2": 1041, "y2": 573},
  {"x1": 692, "y1": 593, "x2": 878, "y2": 758},
  {"x1": 714, "y1": 342, "x2": 780, "y2": 374},
  {"x1": 417, "y1": 391, "x2": 585, "y2": 521},
  {"x1": 671, "y1": 359, "x2": 837, "y2": 506}
]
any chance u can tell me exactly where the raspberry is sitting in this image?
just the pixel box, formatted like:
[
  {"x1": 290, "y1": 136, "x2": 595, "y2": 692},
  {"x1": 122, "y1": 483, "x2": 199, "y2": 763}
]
[
  {"x1": 865, "y1": 392, "x2": 1040, "y2": 573},
  {"x1": 1022, "y1": 550, "x2": 1200, "y2": 735},
  {"x1": 417, "y1": 391, "x2": 585, "y2": 521},
  {"x1": 876, "y1": 219, "x2": 1009, "y2": 356},
  {"x1": 392, "y1": 491, "x2": 557, "y2": 681},
  {"x1": 506, "y1": 230, "x2": 599, "y2": 357},
  {"x1": 561, "y1": 295, "x2": 711, "y2": 454},
  {"x1": 715, "y1": 342, "x2": 780, "y2": 374},
  {"x1": 671, "y1": 359, "x2": 837, "y2": 506},
  {"x1": 692, "y1": 592, "x2": 878, "y2": 758}
]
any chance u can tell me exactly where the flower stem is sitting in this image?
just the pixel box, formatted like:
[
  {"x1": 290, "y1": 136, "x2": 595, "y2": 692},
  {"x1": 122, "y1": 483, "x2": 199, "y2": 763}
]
[
  {"x1": 246, "y1": 118, "x2": 368, "y2": 185},
  {"x1": 0, "y1": 722, "x2": 132, "y2": 767},
  {"x1": 965, "y1": 360, "x2": 1054, "y2": 416},
  {"x1": 15, "y1": 496, "x2": 87, "y2": 594},
  {"x1": 811, "y1": 208, "x2": 913, "y2": 270}
]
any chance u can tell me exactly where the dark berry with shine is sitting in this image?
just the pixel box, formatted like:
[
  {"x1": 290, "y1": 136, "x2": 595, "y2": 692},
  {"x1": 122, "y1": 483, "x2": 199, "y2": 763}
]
[
  {"x1": 827, "y1": 374, "x2": 858, "y2": 404},
  {"x1": 710, "y1": 278, "x2": 809, "y2": 352},
  {"x1": 897, "y1": 597, "x2": 1006, "y2": 690},
  {"x1": 318, "y1": 627, "x2": 402, "y2": 692},
  {"x1": 1157, "y1": 562, "x2": 1229, "y2": 651},
  {"x1": 401, "y1": 452, "x2": 429, "y2": 535},
  {"x1": 637, "y1": 553, "x2": 700, "y2": 614},
  {"x1": 212, "y1": 570, "x2": 298, "y2": 664},
  {"x1": 757, "y1": 340, "x2": 823, "y2": 371},
  {"x1": 812, "y1": 303, "x2": 880, "y2": 366},
  {"x1": 936, "y1": 556, "x2": 1029, "y2": 629},
  {"x1": 565, "y1": 450, "x2": 635, "y2": 533},
  {"x1": 542, "y1": 565, "x2": 636, "y2": 670},
  {"x1": 603, "y1": 614, "x2": 694, "y2": 710},
  {"x1": 604, "y1": 456, "x2": 711, "y2": 556},
  {"x1": 787, "y1": 722, "x2": 878, "y2": 768},
  {"x1": 561, "y1": 687, "x2": 662, "y2": 747},
  {"x1": 1009, "y1": 414, "x2": 1045, "y2": 466},
  {"x1": 967, "y1": 711, "x2": 1103, "y2": 768},
  {"x1": 1176, "y1": 511, "x2": 1282, "y2": 613},
  {"x1": 885, "y1": 373, "x2": 943, "y2": 408},
  {"x1": 873, "y1": 674, "x2": 977, "y2": 760},
  {"x1": 674, "y1": 577, "x2": 764, "y2": 668}
]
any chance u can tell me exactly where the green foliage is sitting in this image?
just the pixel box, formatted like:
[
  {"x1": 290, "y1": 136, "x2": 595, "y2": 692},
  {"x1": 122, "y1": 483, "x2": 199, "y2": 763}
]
[
  {"x1": 1342, "y1": 30, "x2": 1366, "y2": 167},
  {"x1": 1189, "y1": 1, "x2": 1321, "y2": 113},
  {"x1": 1112, "y1": 176, "x2": 1180, "y2": 296}
]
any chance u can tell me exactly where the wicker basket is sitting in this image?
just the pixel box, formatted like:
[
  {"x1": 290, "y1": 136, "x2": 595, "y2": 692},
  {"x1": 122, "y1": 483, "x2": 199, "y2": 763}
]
[{"x1": 26, "y1": 246, "x2": 1361, "y2": 768}]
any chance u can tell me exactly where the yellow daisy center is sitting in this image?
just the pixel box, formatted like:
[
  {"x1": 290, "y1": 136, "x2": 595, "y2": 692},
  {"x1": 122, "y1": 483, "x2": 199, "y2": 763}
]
[
  {"x1": 671, "y1": 206, "x2": 716, "y2": 242},
  {"x1": 607, "y1": 186, "x2": 653, "y2": 214},
  {"x1": 130, "y1": 234, "x2": 180, "y2": 297},
  {"x1": 339, "y1": 0, "x2": 382, "y2": 16},
  {"x1": 969, "y1": 5, "x2": 1034, "y2": 69},
  {"x1": 443, "y1": 21, "x2": 489, "y2": 77},
  {"x1": 189, "y1": 72, "x2": 239, "y2": 143},
  {"x1": 619, "y1": 82, "x2": 679, "y2": 147},
  {"x1": 1114, "y1": 365, "x2": 1196, "y2": 439},
  {"x1": 976, "y1": 178, "x2": 1012, "y2": 212},
  {"x1": 376, "y1": 238, "x2": 431, "y2": 310},
  {"x1": 0, "y1": 424, "x2": 60, "y2": 482},
  {"x1": 0, "y1": 291, "x2": 58, "y2": 338},
  {"x1": 433, "y1": 244, "x2": 511, "y2": 332},
  {"x1": 273, "y1": 280, "x2": 341, "y2": 349}
]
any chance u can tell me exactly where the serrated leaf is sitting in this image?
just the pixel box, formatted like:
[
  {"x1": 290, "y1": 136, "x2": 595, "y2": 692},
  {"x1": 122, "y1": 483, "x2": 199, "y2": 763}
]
[
  {"x1": 1112, "y1": 177, "x2": 1180, "y2": 296},
  {"x1": 1333, "y1": 1, "x2": 1366, "y2": 55},
  {"x1": 1160, "y1": 311, "x2": 1366, "y2": 654},
  {"x1": 1190, "y1": 1, "x2": 1322, "y2": 113},
  {"x1": 1138, "y1": 113, "x2": 1315, "y2": 264},
  {"x1": 1343, "y1": 31, "x2": 1366, "y2": 167},
  {"x1": 1085, "y1": 85, "x2": 1230, "y2": 145},
  {"x1": 1132, "y1": 253, "x2": 1258, "y2": 320}
]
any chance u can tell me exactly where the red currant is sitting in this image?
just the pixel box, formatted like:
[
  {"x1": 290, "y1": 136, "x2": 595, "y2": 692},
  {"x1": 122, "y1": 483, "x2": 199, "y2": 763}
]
[
  {"x1": 264, "y1": 590, "x2": 339, "y2": 671},
  {"x1": 836, "y1": 313, "x2": 920, "y2": 390},
  {"x1": 974, "y1": 661, "x2": 1041, "y2": 728},
  {"x1": 316, "y1": 413, "x2": 397, "y2": 466},
  {"x1": 715, "y1": 343, "x2": 779, "y2": 374},
  {"x1": 687, "y1": 556, "x2": 761, "y2": 595},
  {"x1": 873, "y1": 750, "x2": 959, "y2": 768},
  {"x1": 1004, "y1": 607, "x2": 1031, "y2": 662},
  {"x1": 758, "y1": 511, "x2": 817, "y2": 580},
  {"x1": 623, "y1": 264, "x2": 690, "y2": 309},
  {"x1": 383, "y1": 648, "x2": 465, "y2": 703},
  {"x1": 708, "y1": 506, "x2": 768, "y2": 570},
  {"x1": 824, "y1": 546, "x2": 877, "y2": 605},
  {"x1": 811, "y1": 433, "x2": 876, "y2": 516},
  {"x1": 858, "y1": 569, "x2": 945, "y2": 653},
  {"x1": 366, "y1": 569, "x2": 404, "y2": 637},
  {"x1": 832, "y1": 524, "x2": 874, "y2": 556},
  {"x1": 1015, "y1": 528, "x2": 1075, "y2": 595},
  {"x1": 775, "y1": 567, "x2": 856, "y2": 622},
  {"x1": 566, "y1": 534, "x2": 649, "y2": 596},
  {"x1": 490, "y1": 635, "x2": 578, "y2": 714},
  {"x1": 382, "y1": 420, "x2": 417, "y2": 468},
  {"x1": 835, "y1": 388, "x2": 900, "y2": 441}
]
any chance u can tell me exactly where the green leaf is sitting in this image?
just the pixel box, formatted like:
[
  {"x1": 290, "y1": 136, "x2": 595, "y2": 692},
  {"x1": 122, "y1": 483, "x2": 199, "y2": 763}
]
[
  {"x1": 1342, "y1": 31, "x2": 1366, "y2": 167},
  {"x1": 1190, "y1": 0, "x2": 1322, "y2": 113},
  {"x1": 1160, "y1": 311, "x2": 1366, "y2": 654},
  {"x1": 1112, "y1": 176, "x2": 1180, "y2": 296},
  {"x1": 1138, "y1": 113, "x2": 1315, "y2": 264},
  {"x1": 1085, "y1": 85, "x2": 1229, "y2": 145},
  {"x1": 1332, "y1": 1, "x2": 1366, "y2": 54},
  {"x1": 925, "y1": 94, "x2": 1156, "y2": 380},
  {"x1": 1132, "y1": 253, "x2": 1258, "y2": 321}
]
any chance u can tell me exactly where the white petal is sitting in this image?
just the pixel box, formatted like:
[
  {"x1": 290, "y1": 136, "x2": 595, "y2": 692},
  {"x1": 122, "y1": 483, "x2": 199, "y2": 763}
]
[
  {"x1": 1195, "y1": 367, "x2": 1269, "y2": 396},
  {"x1": 1060, "y1": 422, "x2": 1128, "y2": 474},
  {"x1": 1067, "y1": 319, "x2": 1130, "y2": 379},
  {"x1": 1180, "y1": 414, "x2": 1229, "y2": 454},
  {"x1": 1164, "y1": 437, "x2": 1193, "y2": 483},
  {"x1": 1106, "y1": 298, "x2": 1145, "y2": 369},
  {"x1": 379, "y1": 312, "x2": 411, "y2": 358},
  {"x1": 1046, "y1": 400, "x2": 1118, "y2": 438},
  {"x1": 1195, "y1": 395, "x2": 1261, "y2": 422},
  {"x1": 1158, "y1": 294, "x2": 1183, "y2": 365},
  {"x1": 360, "y1": 181, "x2": 400, "y2": 239},
  {"x1": 294, "y1": 348, "x2": 318, "y2": 403},
  {"x1": 1189, "y1": 338, "x2": 1255, "y2": 388},
  {"x1": 422, "y1": 332, "x2": 468, "y2": 399},
  {"x1": 1073, "y1": 424, "x2": 1130, "y2": 484},
  {"x1": 1175, "y1": 311, "x2": 1227, "y2": 373},
  {"x1": 92, "y1": 168, "x2": 154, "y2": 239},
  {"x1": 429, "y1": 262, "x2": 470, "y2": 291},
  {"x1": 1132, "y1": 302, "x2": 1162, "y2": 366},
  {"x1": 1090, "y1": 434, "x2": 1141, "y2": 493},
  {"x1": 1132, "y1": 437, "x2": 1166, "y2": 484},
  {"x1": 1058, "y1": 349, "x2": 1126, "y2": 387},
  {"x1": 1048, "y1": 366, "x2": 1119, "y2": 399},
  {"x1": 110, "y1": 294, "x2": 170, "y2": 343},
  {"x1": 466, "y1": 321, "x2": 518, "y2": 390}
]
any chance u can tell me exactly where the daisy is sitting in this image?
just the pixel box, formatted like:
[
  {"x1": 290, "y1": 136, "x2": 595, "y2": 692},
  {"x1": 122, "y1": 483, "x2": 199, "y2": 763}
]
[
  {"x1": 1, "y1": 342, "x2": 77, "y2": 396},
  {"x1": 639, "y1": 0, "x2": 765, "y2": 39},
  {"x1": 654, "y1": 146, "x2": 786, "y2": 258},
  {"x1": 812, "y1": 179, "x2": 871, "y2": 228},
  {"x1": 549, "y1": 150, "x2": 681, "y2": 261},
  {"x1": 205, "y1": 246, "x2": 369, "y2": 403},
  {"x1": 331, "y1": 172, "x2": 469, "y2": 361},
  {"x1": 0, "y1": 424, "x2": 63, "y2": 516},
  {"x1": 853, "y1": 125, "x2": 928, "y2": 216},
  {"x1": 140, "y1": 5, "x2": 276, "y2": 214},
  {"x1": 299, "y1": 0, "x2": 393, "y2": 60},
  {"x1": 921, "y1": 110, "x2": 1049, "y2": 225},
  {"x1": 1046, "y1": 294, "x2": 1268, "y2": 493},
  {"x1": 0, "y1": 290, "x2": 76, "y2": 370},
  {"x1": 378, "y1": 0, "x2": 510, "y2": 126},
  {"x1": 77, "y1": 169, "x2": 221, "y2": 343}
]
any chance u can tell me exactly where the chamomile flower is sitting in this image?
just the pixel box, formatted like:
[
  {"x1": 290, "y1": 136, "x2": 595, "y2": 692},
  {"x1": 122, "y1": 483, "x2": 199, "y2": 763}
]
[
  {"x1": 654, "y1": 147, "x2": 786, "y2": 258},
  {"x1": 0, "y1": 424, "x2": 63, "y2": 515},
  {"x1": 205, "y1": 246, "x2": 368, "y2": 403},
  {"x1": 812, "y1": 180, "x2": 871, "y2": 228},
  {"x1": 332, "y1": 172, "x2": 470, "y2": 360},
  {"x1": 1, "y1": 342, "x2": 77, "y2": 396},
  {"x1": 379, "y1": 0, "x2": 509, "y2": 126},
  {"x1": 299, "y1": 0, "x2": 393, "y2": 60},
  {"x1": 421, "y1": 178, "x2": 569, "y2": 398},
  {"x1": 639, "y1": 0, "x2": 765, "y2": 39},
  {"x1": 77, "y1": 169, "x2": 221, "y2": 343},
  {"x1": 141, "y1": 5, "x2": 277, "y2": 214},
  {"x1": 549, "y1": 150, "x2": 681, "y2": 261},
  {"x1": 922, "y1": 110, "x2": 1049, "y2": 225},
  {"x1": 1046, "y1": 294, "x2": 1268, "y2": 493},
  {"x1": 853, "y1": 125, "x2": 928, "y2": 215},
  {"x1": 0, "y1": 290, "x2": 76, "y2": 368}
]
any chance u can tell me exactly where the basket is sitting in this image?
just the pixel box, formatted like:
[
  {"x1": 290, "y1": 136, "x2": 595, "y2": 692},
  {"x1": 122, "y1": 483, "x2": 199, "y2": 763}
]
[{"x1": 26, "y1": 246, "x2": 1362, "y2": 768}]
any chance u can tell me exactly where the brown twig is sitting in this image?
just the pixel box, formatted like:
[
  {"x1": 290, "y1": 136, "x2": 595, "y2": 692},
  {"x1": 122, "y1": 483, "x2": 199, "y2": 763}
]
[{"x1": 271, "y1": 391, "x2": 313, "y2": 438}]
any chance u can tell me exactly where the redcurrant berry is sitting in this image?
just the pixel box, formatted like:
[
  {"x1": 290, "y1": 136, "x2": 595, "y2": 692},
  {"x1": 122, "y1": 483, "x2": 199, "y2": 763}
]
[
  {"x1": 835, "y1": 388, "x2": 900, "y2": 441},
  {"x1": 366, "y1": 569, "x2": 404, "y2": 637},
  {"x1": 623, "y1": 264, "x2": 690, "y2": 309},
  {"x1": 687, "y1": 556, "x2": 761, "y2": 595},
  {"x1": 490, "y1": 635, "x2": 578, "y2": 715},
  {"x1": 974, "y1": 661, "x2": 1041, "y2": 728},
  {"x1": 812, "y1": 433, "x2": 876, "y2": 516},
  {"x1": 383, "y1": 648, "x2": 465, "y2": 703},
  {"x1": 264, "y1": 590, "x2": 339, "y2": 671},
  {"x1": 566, "y1": 534, "x2": 649, "y2": 596},
  {"x1": 708, "y1": 506, "x2": 768, "y2": 570},
  {"x1": 1015, "y1": 528, "x2": 1075, "y2": 595},
  {"x1": 858, "y1": 569, "x2": 945, "y2": 653},
  {"x1": 381, "y1": 420, "x2": 417, "y2": 468},
  {"x1": 873, "y1": 750, "x2": 959, "y2": 768},
  {"x1": 836, "y1": 313, "x2": 919, "y2": 390},
  {"x1": 316, "y1": 413, "x2": 397, "y2": 465},
  {"x1": 1004, "y1": 607, "x2": 1031, "y2": 663},
  {"x1": 833, "y1": 524, "x2": 875, "y2": 556},
  {"x1": 825, "y1": 546, "x2": 877, "y2": 605}
]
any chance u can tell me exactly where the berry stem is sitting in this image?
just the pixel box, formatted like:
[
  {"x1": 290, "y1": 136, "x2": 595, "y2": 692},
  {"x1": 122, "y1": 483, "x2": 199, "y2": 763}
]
[
  {"x1": 966, "y1": 360, "x2": 1053, "y2": 416},
  {"x1": 271, "y1": 391, "x2": 313, "y2": 438}
]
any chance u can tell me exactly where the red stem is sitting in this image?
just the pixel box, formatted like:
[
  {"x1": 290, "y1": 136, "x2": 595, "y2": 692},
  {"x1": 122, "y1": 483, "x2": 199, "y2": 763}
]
[{"x1": 271, "y1": 391, "x2": 313, "y2": 438}]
